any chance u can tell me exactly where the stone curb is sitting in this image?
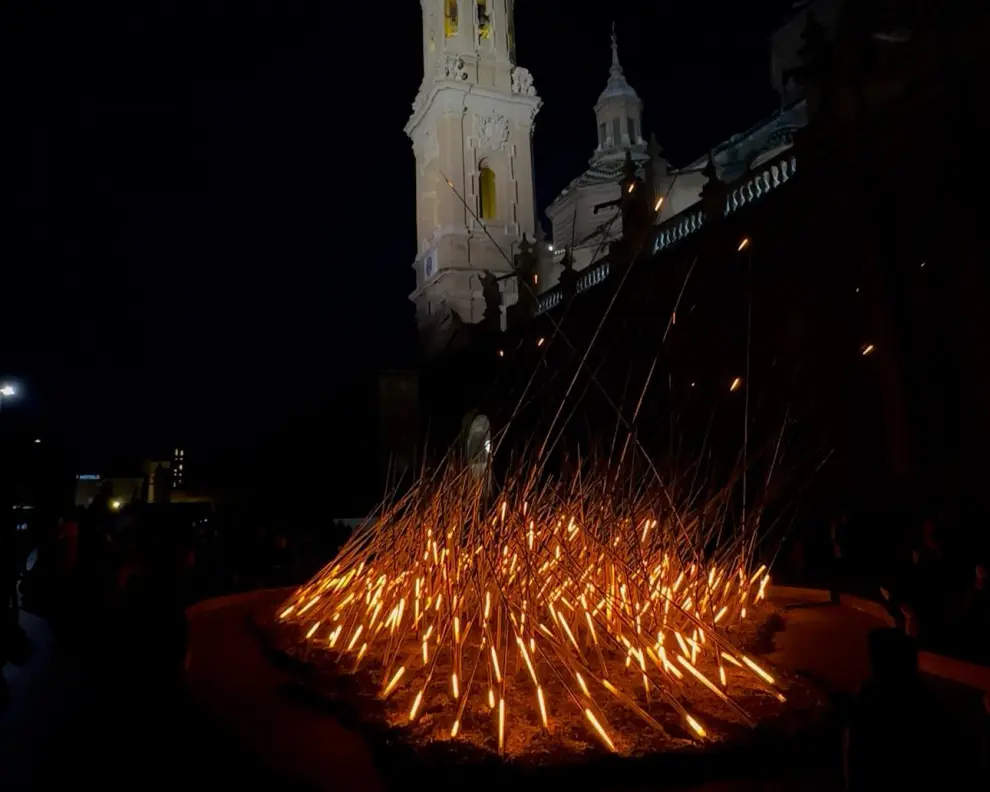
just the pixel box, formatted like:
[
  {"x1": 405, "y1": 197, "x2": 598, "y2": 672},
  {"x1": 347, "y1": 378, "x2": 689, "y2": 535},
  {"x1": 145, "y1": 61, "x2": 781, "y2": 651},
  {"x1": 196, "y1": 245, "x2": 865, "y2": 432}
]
[
  {"x1": 186, "y1": 586, "x2": 294, "y2": 617},
  {"x1": 771, "y1": 585, "x2": 989, "y2": 692}
]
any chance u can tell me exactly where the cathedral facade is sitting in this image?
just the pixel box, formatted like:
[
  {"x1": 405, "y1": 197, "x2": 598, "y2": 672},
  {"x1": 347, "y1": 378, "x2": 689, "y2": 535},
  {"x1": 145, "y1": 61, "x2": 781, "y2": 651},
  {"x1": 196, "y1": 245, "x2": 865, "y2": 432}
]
[
  {"x1": 405, "y1": 0, "x2": 990, "y2": 544},
  {"x1": 407, "y1": 1, "x2": 835, "y2": 350}
]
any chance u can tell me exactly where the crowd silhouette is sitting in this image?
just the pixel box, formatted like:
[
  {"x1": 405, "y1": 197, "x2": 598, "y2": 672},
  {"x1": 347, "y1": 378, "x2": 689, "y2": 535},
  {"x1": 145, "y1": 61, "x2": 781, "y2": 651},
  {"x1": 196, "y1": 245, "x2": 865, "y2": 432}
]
[
  {"x1": 3, "y1": 495, "x2": 989, "y2": 785},
  {"x1": 782, "y1": 509, "x2": 990, "y2": 665},
  {"x1": 1, "y1": 488, "x2": 352, "y2": 708}
]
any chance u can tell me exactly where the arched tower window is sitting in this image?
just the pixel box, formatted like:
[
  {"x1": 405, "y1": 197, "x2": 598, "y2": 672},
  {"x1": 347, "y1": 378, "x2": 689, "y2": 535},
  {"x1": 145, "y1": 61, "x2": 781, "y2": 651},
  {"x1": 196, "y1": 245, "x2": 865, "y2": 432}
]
[
  {"x1": 479, "y1": 165, "x2": 496, "y2": 220},
  {"x1": 477, "y1": 1, "x2": 490, "y2": 39},
  {"x1": 445, "y1": 0, "x2": 458, "y2": 37}
]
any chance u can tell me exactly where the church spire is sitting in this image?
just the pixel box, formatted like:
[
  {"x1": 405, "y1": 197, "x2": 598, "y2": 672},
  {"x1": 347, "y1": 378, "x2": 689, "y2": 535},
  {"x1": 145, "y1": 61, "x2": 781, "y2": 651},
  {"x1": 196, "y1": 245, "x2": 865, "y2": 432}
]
[
  {"x1": 593, "y1": 20, "x2": 644, "y2": 159},
  {"x1": 610, "y1": 21, "x2": 624, "y2": 77},
  {"x1": 598, "y1": 22, "x2": 637, "y2": 104}
]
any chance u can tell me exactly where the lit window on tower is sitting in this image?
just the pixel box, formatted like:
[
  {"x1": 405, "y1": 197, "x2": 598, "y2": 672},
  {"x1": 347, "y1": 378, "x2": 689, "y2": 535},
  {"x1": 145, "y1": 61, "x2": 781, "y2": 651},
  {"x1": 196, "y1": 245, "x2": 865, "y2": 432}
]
[
  {"x1": 477, "y1": 1, "x2": 490, "y2": 39},
  {"x1": 444, "y1": 0, "x2": 458, "y2": 37},
  {"x1": 479, "y1": 166, "x2": 496, "y2": 220}
]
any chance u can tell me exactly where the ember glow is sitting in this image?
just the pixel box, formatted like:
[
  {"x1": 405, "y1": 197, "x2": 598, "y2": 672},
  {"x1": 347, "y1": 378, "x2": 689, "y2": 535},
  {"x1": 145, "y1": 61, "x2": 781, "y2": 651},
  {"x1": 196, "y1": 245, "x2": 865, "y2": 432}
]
[{"x1": 277, "y1": 465, "x2": 782, "y2": 754}]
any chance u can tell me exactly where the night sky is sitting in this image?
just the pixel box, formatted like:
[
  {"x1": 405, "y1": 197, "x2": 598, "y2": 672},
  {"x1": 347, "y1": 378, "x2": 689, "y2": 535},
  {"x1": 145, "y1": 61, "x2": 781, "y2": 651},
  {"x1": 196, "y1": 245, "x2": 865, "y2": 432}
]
[{"x1": 7, "y1": 0, "x2": 793, "y2": 470}]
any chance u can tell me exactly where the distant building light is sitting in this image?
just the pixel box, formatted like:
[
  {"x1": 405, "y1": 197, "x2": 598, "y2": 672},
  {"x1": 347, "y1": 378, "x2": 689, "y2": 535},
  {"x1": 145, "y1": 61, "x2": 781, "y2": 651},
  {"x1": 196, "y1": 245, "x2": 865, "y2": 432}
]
[
  {"x1": 730, "y1": 377, "x2": 743, "y2": 392},
  {"x1": 34, "y1": 438, "x2": 41, "y2": 444},
  {"x1": 861, "y1": 344, "x2": 876, "y2": 356},
  {"x1": 737, "y1": 237, "x2": 750, "y2": 252},
  {"x1": 497, "y1": 349, "x2": 504, "y2": 358},
  {"x1": 77, "y1": 474, "x2": 101, "y2": 481},
  {"x1": 110, "y1": 500, "x2": 122, "y2": 511},
  {"x1": 536, "y1": 337, "x2": 545, "y2": 347}
]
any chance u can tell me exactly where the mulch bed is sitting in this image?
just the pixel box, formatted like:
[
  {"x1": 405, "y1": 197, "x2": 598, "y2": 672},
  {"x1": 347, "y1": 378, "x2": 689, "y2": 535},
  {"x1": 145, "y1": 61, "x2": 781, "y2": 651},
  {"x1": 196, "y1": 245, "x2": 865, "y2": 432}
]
[{"x1": 251, "y1": 603, "x2": 837, "y2": 790}]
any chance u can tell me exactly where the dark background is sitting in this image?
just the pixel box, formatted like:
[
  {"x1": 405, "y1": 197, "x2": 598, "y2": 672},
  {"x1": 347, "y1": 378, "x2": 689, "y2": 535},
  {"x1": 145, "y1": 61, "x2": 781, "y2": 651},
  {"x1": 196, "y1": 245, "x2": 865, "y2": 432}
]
[{"x1": 5, "y1": 0, "x2": 794, "y2": 476}]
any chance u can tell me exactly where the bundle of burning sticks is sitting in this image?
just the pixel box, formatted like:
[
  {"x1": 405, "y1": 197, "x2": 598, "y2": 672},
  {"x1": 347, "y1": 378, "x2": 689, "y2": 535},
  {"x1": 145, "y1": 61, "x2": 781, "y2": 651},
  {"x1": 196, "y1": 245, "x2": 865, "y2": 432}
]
[{"x1": 276, "y1": 462, "x2": 784, "y2": 755}]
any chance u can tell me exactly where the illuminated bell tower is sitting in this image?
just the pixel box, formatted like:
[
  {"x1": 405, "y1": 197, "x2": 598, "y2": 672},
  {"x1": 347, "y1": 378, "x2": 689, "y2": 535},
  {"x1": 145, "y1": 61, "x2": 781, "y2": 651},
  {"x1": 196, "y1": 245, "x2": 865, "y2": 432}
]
[{"x1": 406, "y1": 0, "x2": 542, "y2": 352}]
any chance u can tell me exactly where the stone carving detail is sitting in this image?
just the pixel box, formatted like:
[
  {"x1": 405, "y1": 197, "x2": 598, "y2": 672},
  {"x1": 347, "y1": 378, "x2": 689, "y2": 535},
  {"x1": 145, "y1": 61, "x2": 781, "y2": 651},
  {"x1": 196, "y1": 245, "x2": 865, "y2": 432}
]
[
  {"x1": 511, "y1": 66, "x2": 536, "y2": 96},
  {"x1": 765, "y1": 125, "x2": 797, "y2": 149},
  {"x1": 440, "y1": 54, "x2": 469, "y2": 81},
  {"x1": 411, "y1": 85, "x2": 426, "y2": 116},
  {"x1": 480, "y1": 270, "x2": 502, "y2": 331},
  {"x1": 473, "y1": 112, "x2": 510, "y2": 152}
]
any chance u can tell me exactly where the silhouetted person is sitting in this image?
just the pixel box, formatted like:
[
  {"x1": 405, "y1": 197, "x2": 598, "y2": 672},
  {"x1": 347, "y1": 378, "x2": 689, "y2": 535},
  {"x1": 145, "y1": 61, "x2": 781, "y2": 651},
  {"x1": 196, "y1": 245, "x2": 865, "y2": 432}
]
[
  {"x1": 844, "y1": 629, "x2": 955, "y2": 791},
  {"x1": 0, "y1": 518, "x2": 16, "y2": 707},
  {"x1": 1, "y1": 518, "x2": 18, "y2": 623},
  {"x1": 961, "y1": 560, "x2": 990, "y2": 662},
  {"x1": 829, "y1": 511, "x2": 850, "y2": 604},
  {"x1": 271, "y1": 531, "x2": 291, "y2": 585},
  {"x1": 902, "y1": 518, "x2": 951, "y2": 646},
  {"x1": 981, "y1": 691, "x2": 990, "y2": 776},
  {"x1": 143, "y1": 546, "x2": 191, "y2": 685}
]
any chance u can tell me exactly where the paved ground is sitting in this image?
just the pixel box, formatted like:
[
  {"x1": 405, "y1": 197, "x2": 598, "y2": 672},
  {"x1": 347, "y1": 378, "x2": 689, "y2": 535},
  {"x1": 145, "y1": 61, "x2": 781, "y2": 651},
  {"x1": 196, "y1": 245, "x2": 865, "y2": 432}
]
[
  {"x1": 767, "y1": 597, "x2": 883, "y2": 696},
  {"x1": 0, "y1": 606, "x2": 290, "y2": 789},
  {"x1": 0, "y1": 587, "x2": 889, "y2": 790},
  {"x1": 186, "y1": 590, "x2": 383, "y2": 791}
]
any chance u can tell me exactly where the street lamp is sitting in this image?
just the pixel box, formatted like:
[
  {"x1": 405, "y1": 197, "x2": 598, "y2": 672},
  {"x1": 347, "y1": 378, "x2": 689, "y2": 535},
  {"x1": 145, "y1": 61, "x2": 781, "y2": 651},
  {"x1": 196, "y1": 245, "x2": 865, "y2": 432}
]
[{"x1": 0, "y1": 382, "x2": 17, "y2": 416}]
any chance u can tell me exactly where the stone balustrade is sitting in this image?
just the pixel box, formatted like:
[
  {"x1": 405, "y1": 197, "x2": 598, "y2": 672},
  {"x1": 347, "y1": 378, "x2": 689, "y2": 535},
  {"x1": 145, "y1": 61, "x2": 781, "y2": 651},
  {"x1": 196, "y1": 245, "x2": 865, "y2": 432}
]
[
  {"x1": 724, "y1": 154, "x2": 797, "y2": 216},
  {"x1": 577, "y1": 259, "x2": 610, "y2": 292},
  {"x1": 535, "y1": 151, "x2": 799, "y2": 315},
  {"x1": 652, "y1": 209, "x2": 705, "y2": 255},
  {"x1": 538, "y1": 289, "x2": 563, "y2": 312}
]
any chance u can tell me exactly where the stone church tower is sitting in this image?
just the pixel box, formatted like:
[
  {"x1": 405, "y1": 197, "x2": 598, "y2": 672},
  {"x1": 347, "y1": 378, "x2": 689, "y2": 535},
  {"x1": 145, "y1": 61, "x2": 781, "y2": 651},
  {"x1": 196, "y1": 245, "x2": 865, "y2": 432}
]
[{"x1": 406, "y1": 1, "x2": 542, "y2": 352}]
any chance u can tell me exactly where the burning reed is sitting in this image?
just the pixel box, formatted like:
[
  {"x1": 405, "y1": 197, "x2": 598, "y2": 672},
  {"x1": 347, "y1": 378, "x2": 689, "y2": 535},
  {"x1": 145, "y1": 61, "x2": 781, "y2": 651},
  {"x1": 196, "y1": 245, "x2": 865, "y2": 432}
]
[{"x1": 276, "y1": 457, "x2": 785, "y2": 756}]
